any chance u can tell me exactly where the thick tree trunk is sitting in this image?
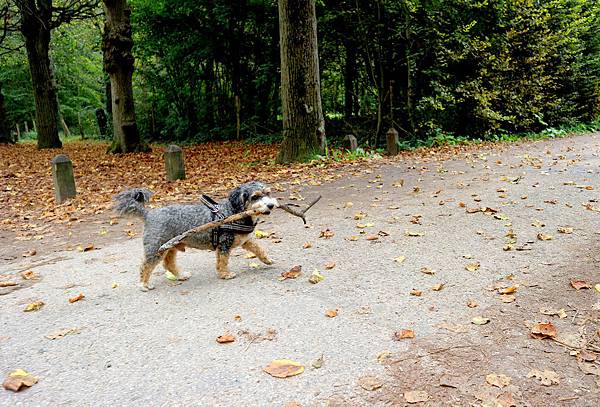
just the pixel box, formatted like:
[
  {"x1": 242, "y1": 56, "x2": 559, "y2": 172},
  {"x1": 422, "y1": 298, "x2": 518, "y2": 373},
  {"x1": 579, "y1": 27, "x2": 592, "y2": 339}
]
[
  {"x1": 19, "y1": 0, "x2": 61, "y2": 149},
  {"x1": 102, "y1": 0, "x2": 147, "y2": 153},
  {"x1": 276, "y1": 0, "x2": 325, "y2": 163},
  {"x1": 0, "y1": 82, "x2": 12, "y2": 144}
]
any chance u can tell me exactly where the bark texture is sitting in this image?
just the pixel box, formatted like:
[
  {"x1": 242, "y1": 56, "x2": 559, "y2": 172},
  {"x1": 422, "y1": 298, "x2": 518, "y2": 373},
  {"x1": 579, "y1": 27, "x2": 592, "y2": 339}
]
[
  {"x1": 19, "y1": 0, "x2": 61, "y2": 149},
  {"x1": 276, "y1": 0, "x2": 325, "y2": 163},
  {"x1": 0, "y1": 82, "x2": 12, "y2": 144},
  {"x1": 102, "y1": 0, "x2": 146, "y2": 153}
]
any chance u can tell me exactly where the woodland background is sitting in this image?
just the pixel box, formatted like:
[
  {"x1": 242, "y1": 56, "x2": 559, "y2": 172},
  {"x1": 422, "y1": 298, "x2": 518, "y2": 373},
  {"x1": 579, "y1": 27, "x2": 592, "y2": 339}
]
[{"x1": 1, "y1": 0, "x2": 599, "y2": 148}]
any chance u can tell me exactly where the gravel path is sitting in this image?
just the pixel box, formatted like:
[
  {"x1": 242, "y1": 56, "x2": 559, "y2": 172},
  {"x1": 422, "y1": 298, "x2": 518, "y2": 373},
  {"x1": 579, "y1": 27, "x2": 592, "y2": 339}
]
[{"x1": 2, "y1": 134, "x2": 600, "y2": 406}]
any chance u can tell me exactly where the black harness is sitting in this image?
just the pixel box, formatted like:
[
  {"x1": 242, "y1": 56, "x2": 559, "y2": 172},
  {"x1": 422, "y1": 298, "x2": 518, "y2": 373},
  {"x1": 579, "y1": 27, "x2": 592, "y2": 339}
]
[{"x1": 200, "y1": 195, "x2": 256, "y2": 248}]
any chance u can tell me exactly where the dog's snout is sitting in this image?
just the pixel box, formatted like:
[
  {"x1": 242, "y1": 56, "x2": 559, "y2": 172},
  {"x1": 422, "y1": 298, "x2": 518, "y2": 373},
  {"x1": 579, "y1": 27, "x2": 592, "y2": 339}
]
[{"x1": 267, "y1": 203, "x2": 275, "y2": 210}]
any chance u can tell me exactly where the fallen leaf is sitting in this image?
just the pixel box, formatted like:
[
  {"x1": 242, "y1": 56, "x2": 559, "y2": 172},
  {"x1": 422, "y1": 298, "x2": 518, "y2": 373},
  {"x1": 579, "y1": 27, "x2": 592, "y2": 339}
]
[
  {"x1": 2, "y1": 369, "x2": 38, "y2": 392},
  {"x1": 324, "y1": 262, "x2": 336, "y2": 270},
  {"x1": 410, "y1": 289, "x2": 422, "y2": 297},
  {"x1": 365, "y1": 234, "x2": 379, "y2": 241},
  {"x1": 319, "y1": 229, "x2": 335, "y2": 239},
  {"x1": 404, "y1": 390, "x2": 430, "y2": 403},
  {"x1": 0, "y1": 281, "x2": 17, "y2": 287},
  {"x1": 45, "y1": 327, "x2": 81, "y2": 340},
  {"x1": 216, "y1": 335, "x2": 235, "y2": 344},
  {"x1": 540, "y1": 308, "x2": 567, "y2": 319},
  {"x1": 164, "y1": 270, "x2": 177, "y2": 281},
  {"x1": 527, "y1": 369, "x2": 560, "y2": 386},
  {"x1": 498, "y1": 286, "x2": 518, "y2": 295},
  {"x1": 20, "y1": 270, "x2": 38, "y2": 280},
  {"x1": 404, "y1": 230, "x2": 424, "y2": 237},
  {"x1": 234, "y1": 314, "x2": 242, "y2": 321},
  {"x1": 465, "y1": 262, "x2": 481, "y2": 272},
  {"x1": 595, "y1": 284, "x2": 600, "y2": 293},
  {"x1": 354, "y1": 211, "x2": 366, "y2": 220},
  {"x1": 358, "y1": 376, "x2": 383, "y2": 391},
  {"x1": 302, "y1": 242, "x2": 312, "y2": 249},
  {"x1": 558, "y1": 226, "x2": 573, "y2": 234},
  {"x1": 467, "y1": 299, "x2": 479, "y2": 308},
  {"x1": 308, "y1": 270, "x2": 324, "y2": 284},
  {"x1": 472, "y1": 316, "x2": 490, "y2": 325},
  {"x1": 486, "y1": 373, "x2": 511, "y2": 388},
  {"x1": 537, "y1": 233, "x2": 553, "y2": 241},
  {"x1": 432, "y1": 283, "x2": 444, "y2": 291},
  {"x1": 23, "y1": 301, "x2": 44, "y2": 312},
  {"x1": 68, "y1": 293, "x2": 85, "y2": 303},
  {"x1": 346, "y1": 235, "x2": 360, "y2": 241},
  {"x1": 578, "y1": 350, "x2": 597, "y2": 362},
  {"x1": 279, "y1": 265, "x2": 302, "y2": 281},
  {"x1": 22, "y1": 249, "x2": 36, "y2": 257},
  {"x1": 531, "y1": 322, "x2": 557, "y2": 339},
  {"x1": 570, "y1": 279, "x2": 591, "y2": 290},
  {"x1": 325, "y1": 309, "x2": 338, "y2": 318},
  {"x1": 255, "y1": 229, "x2": 268, "y2": 238},
  {"x1": 249, "y1": 262, "x2": 260, "y2": 269},
  {"x1": 77, "y1": 244, "x2": 95, "y2": 252},
  {"x1": 393, "y1": 329, "x2": 415, "y2": 340},
  {"x1": 420, "y1": 267, "x2": 435, "y2": 275},
  {"x1": 263, "y1": 359, "x2": 304, "y2": 378},
  {"x1": 377, "y1": 351, "x2": 392, "y2": 364},
  {"x1": 311, "y1": 354, "x2": 324, "y2": 369},
  {"x1": 500, "y1": 295, "x2": 516, "y2": 303},
  {"x1": 394, "y1": 256, "x2": 406, "y2": 264}
]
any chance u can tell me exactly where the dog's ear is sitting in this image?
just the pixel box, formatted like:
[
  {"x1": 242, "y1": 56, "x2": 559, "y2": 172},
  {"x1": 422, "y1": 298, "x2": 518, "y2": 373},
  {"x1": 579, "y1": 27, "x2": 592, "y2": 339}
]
[{"x1": 229, "y1": 187, "x2": 248, "y2": 212}]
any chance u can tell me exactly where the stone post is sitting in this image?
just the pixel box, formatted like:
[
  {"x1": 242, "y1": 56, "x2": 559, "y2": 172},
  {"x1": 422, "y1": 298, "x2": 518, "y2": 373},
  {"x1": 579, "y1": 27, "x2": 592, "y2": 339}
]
[
  {"x1": 343, "y1": 134, "x2": 358, "y2": 151},
  {"x1": 51, "y1": 154, "x2": 76, "y2": 203},
  {"x1": 386, "y1": 128, "x2": 399, "y2": 156},
  {"x1": 164, "y1": 144, "x2": 186, "y2": 181}
]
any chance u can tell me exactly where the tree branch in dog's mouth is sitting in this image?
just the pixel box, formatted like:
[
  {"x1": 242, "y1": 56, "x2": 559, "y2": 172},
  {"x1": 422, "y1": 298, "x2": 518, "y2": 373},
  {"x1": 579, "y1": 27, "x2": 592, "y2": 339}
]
[{"x1": 157, "y1": 195, "x2": 321, "y2": 255}]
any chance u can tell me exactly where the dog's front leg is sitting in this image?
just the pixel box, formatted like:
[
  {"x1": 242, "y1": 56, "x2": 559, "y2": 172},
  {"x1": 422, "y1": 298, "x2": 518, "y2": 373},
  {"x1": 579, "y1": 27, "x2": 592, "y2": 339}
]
[
  {"x1": 216, "y1": 248, "x2": 236, "y2": 279},
  {"x1": 242, "y1": 239, "x2": 273, "y2": 265}
]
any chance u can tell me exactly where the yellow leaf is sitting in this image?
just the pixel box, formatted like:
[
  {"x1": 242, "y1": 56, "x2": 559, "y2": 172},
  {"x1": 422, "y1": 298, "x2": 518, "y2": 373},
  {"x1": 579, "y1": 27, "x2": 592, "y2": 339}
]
[
  {"x1": 595, "y1": 284, "x2": 600, "y2": 293},
  {"x1": 465, "y1": 262, "x2": 480, "y2": 272},
  {"x1": 263, "y1": 359, "x2": 304, "y2": 378},
  {"x1": 309, "y1": 270, "x2": 324, "y2": 284},
  {"x1": 537, "y1": 233, "x2": 553, "y2": 241},
  {"x1": 255, "y1": 229, "x2": 268, "y2": 238},
  {"x1": 165, "y1": 271, "x2": 177, "y2": 281},
  {"x1": 394, "y1": 256, "x2": 406, "y2": 264},
  {"x1": 472, "y1": 316, "x2": 490, "y2": 325},
  {"x1": 24, "y1": 301, "x2": 44, "y2": 312},
  {"x1": 498, "y1": 285, "x2": 518, "y2": 295}
]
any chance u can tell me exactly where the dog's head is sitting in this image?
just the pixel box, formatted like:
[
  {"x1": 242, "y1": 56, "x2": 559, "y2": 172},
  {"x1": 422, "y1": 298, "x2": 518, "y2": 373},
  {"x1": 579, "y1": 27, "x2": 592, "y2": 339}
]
[{"x1": 229, "y1": 181, "x2": 279, "y2": 215}]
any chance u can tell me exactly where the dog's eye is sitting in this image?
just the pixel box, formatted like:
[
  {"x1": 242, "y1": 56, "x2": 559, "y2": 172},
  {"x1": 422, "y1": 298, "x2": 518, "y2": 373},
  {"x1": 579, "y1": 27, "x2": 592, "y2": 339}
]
[{"x1": 250, "y1": 195, "x2": 259, "y2": 201}]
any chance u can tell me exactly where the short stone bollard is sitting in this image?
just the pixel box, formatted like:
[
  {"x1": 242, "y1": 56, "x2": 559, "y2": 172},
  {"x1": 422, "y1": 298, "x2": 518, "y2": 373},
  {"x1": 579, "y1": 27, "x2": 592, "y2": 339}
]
[
  {"x1": 386, "y1": 128, "x2": 399, "y2": 156},
  {"x1": 51, "y1": 154, "x2": 76, "y2": 203},
  {"x1": 164, "y1": 144, "x2": 186, "y2": 181},
  {"x1": 344, "y1": 134, "x2": 358, "y2": 151}
]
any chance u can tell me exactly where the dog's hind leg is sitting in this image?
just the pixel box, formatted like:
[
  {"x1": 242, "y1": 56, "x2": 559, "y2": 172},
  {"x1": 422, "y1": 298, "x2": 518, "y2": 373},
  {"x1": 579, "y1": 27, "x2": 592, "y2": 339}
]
[
  {"x1": 216, "y1": 249, "x2": 236, "y2": 280},
  {"x1": 163, "y1": 249, "x2": 191, "y2": 281},
  {"x1": 140, "y1": 257, "x2": 160, "y2": 292},
  {"x1": 242, "y1": 240, "x2": 273, "y2": 265}
]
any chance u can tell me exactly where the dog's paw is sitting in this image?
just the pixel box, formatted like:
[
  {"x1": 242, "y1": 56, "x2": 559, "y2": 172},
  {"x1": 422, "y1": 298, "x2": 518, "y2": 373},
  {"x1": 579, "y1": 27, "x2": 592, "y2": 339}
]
[
  {"x1": 139, "y1": 282, "x2": 155, "y2": 292},
  {"x1": 178, "y1": 271, "x2": 191, "y2": 281},
  {"x1": 219, "y1": 272, "x2": 237, "y2": 280},
  {"x1": 261, "y1": 257, "x2": 274, "y2": 265}
]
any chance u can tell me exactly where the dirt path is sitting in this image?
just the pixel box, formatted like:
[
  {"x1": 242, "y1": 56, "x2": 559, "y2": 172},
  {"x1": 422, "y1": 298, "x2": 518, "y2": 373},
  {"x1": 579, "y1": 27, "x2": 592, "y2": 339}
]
[{"x1": 2, "y1": 134, "x2": 600, "y2": 406}]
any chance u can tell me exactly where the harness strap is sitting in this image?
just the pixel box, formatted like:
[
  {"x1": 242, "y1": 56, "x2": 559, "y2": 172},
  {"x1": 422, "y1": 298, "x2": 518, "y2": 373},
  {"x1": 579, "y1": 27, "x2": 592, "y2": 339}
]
[{"x1": 200, "y1": 194, "x2": 257, "y2": 248}]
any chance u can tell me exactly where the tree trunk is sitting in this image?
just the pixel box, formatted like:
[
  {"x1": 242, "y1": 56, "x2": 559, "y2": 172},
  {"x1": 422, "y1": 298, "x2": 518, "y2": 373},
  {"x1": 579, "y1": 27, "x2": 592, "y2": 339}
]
[
  {"x1": 19, "y1": 0, "x2": 62, "y2": 149},
  {"x1": 276, "y1": 0, "x2": 325, "y2": 163},
  {"x1": 102, "y1": 0, "x2": 147, "y2": 153},
  {"x1": 0, "y1": 82, "x2": 12, "y2": 144}
]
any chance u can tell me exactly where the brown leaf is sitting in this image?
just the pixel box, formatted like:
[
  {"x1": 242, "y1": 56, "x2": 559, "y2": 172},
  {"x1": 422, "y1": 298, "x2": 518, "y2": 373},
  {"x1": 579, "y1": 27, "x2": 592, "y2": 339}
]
[
  {"x1": 302, "y1": 242, "x2": 312, "y2": 249},
  {"x1": 77, "y1": 244, "x2": 95, "y2": 252},
  {"x1": 570, "y1": 279, "x2": 591, "y2": 290},
  {"x1": 319, "y1": 229, "x2": 334, "y2": 239},
  {"x1": 536, "y1": 233, "x2": 553, "y2": 241},
  {"x1": 0, "y1": 281, "x2": 18, "y2": 287},
  {"x1": 498, "y1": 285, "x2": 518, "y2": 295},
  {"x1": 68, "y1": 293, "x2": 85, "y2": 303},
  {"x1": 2, "y1": 369, "x2": 38, "y2": 392},
  {"x1": 431, "y1": 283, "x2": 444, "y2": 291},
  {"x1": 20, "y1": 270, "x2": 39, "y2": 280},
  {"x1": 467, "y1": 299, "x2": 479, "y2": 308},
  {"x1": 465, "y1": 262, "x2": 481, "y2": 272},
  {"x1": 557, "y1": 226, "x2": 573, "y2": 234},
  {"x1": 279, "y1": 265, "x2": 302, "y2": 281},
  {"x1": 216, "y1": 334, "x2": 235, "y2": 344},
  {"x1": 358, "y1": 376, "x2": 383, "y2": 391},
  {"x1": 393, "y1": 329, "x2": 415, "y2": 340},
  {"x1": 325, "y1": 309, "x2": 338, "y2": 318},
  {"x1": 486, "y1": 373, "x2": 511, "y2": 388},
  {"x1": 410, "y1": 289, "x2": 422, "y2": 297},
  {"x1": 531, "y1": 322, "x2": 557, "y2": 339},
  {"x1": 420, "y1": 267, "x2": 435, "y2": 275},
  {"x1": 365, "y1": 234, "x2": 379, "y2": 241},
  {"x1": 263, "y1": 359, "x2": 304, "y2": 378},
  {"x1": 22, "y1": 249, "x2": 36, "y2": 257},
  {"x1": 324, "y1": 262, "x2": 336, "y2": 270},
  {"x1": 45, "y1": 327, "x2": 82, "y2": 340},
  {"x1": 527, "y1": 369, "x2": 560, "y2": 386}
]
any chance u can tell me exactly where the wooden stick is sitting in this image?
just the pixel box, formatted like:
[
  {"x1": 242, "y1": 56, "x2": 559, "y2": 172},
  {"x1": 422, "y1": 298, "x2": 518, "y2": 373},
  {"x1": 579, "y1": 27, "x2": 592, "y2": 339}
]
[{"x1": 157, "y1": 195, "x2": 322, "y2": 254}]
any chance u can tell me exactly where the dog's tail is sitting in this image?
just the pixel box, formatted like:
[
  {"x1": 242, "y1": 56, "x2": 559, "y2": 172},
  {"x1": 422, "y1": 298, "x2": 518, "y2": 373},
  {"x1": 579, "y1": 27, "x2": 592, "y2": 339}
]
[{"x1": 113, "y1": 188, "x2": 154, "y2": 218}]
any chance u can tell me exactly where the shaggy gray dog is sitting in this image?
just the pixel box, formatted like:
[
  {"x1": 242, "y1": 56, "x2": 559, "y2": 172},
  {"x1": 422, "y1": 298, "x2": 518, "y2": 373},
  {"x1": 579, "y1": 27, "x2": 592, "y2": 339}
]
[{"x1": 114, "y1": 181, "x2": 278, "y2": 291}]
